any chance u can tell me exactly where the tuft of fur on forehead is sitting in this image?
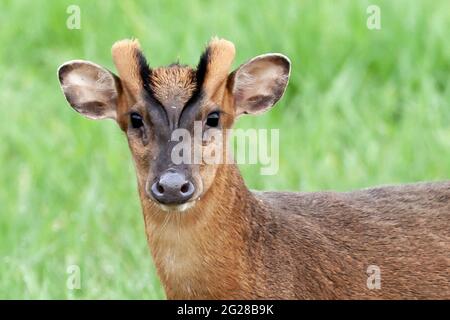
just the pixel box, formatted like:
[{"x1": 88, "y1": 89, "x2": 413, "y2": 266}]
[
  {"x1": 111, "y1": 39, "x2": 144, "y2": 96},
  {"x1": 150, "y1": 65, "x2": 197, "y2": 107}
]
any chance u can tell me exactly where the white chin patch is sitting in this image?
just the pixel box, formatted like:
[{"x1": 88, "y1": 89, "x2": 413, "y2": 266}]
[{"x1": 158, "y1": 202, "x2": 196, "y2": 212}]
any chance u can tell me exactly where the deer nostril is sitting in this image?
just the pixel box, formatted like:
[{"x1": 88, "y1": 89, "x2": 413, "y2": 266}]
[
  {"x1": 180, "y1": 182, "x2": 190, "y2": 194},
  {"x1": 156, "y1": 183, "x2": 164, "y2": 194}
]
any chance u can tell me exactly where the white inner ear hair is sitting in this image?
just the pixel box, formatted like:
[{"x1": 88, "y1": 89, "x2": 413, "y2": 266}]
[
  {"x1": 234, "y1": 62, "x2": 288, "y2": 102},
  {"x1": 63, "y1": 67, "x2": 117, "y2": 106}
]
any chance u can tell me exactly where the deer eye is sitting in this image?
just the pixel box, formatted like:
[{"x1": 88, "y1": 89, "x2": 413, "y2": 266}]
[
  {"x1": 130, "y1": 112, "x2": 144, "y2": 129},
  {"x1": 205, "y1": 112, "x2": 220, "y2": 128}
]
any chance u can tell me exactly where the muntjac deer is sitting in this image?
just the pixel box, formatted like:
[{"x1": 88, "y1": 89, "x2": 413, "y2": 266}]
[{"x1": 58, "y1": 38, "x2": 450, "y2": 299}]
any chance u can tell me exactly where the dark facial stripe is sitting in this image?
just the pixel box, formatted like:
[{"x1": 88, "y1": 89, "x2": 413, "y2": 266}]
[
  {"x1": 143, "y1": 90, "x2": 170, "y2": 128},
  {"x1": 135, "y1": 49, "x2": 170, "y2": 125},
  {"x1": 189, "y1": 46, "x2": 210, "y2": 105},
  {"x1": 136, "y1": 49, "x2": 152, "y2": 95},
  {"x1": 177, "y1": 47, "x2": 210, "y2": 126}
]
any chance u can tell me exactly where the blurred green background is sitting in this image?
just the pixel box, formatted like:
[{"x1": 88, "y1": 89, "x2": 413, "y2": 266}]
[{"x1": 0, "y1": 0, "x2": 449, "y2": 299}]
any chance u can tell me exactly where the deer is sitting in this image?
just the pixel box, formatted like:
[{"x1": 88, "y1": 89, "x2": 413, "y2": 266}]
[{"x1": 57, "y1": 38, "x2": 450, "y2": 299}]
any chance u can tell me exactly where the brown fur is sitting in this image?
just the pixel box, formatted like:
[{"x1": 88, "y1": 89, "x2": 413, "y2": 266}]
[
  {"x1": 59, "y1": 38, "x2": 450, "y2": 300},
  {"x1": 112, "y1": 39, "x2": 143, "y2": 97},
  {"x1": 140, "y1": 163, "x2": 450, "y2": 299},
  {"x1": 202, "y1": 38, "x2": 235, "y2": 101}
]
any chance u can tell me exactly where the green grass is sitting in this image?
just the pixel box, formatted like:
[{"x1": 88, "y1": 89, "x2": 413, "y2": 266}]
[{"x1": 0, "y1": 0, "x2": 449, "y2": 299}]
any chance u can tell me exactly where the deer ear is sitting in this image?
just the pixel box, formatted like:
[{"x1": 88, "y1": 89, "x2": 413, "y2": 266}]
[
  {"x1": 230, "y1": 54, "x2": 290, "y2": 116},
  {"x1": 57, "y1": 60, "x2": 121, "y2": 120}
]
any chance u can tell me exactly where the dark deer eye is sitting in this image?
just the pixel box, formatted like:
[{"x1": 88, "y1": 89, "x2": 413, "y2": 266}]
[
  {"x1": 130, "y1": 112, "x2": 143, "y2": 129},
  {"x1": 205, "y1": 112, "x2": 220, "y2": 127}
]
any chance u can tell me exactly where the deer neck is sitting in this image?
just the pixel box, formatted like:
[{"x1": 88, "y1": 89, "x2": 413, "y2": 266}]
[{"x1": 139, "y1": 164, "x2": 259, "y2": 298}]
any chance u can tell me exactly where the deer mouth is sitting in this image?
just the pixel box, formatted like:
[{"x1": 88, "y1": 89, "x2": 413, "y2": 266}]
[{"x1": 157, "y1": 201, "x2": 197, "y2": 213}]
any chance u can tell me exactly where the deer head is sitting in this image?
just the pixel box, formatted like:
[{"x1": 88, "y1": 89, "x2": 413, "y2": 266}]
[{"x1": 58, "y1": 38, "x2": 290, "y2": 213}]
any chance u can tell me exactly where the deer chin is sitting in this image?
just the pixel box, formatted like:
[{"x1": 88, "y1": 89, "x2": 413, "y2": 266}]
[{"x1": 158, "y1": 201, "x2": 197, "y2": 213}]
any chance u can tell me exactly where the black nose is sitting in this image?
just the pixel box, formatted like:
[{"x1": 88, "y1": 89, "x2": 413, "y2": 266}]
[{"x1": 150, "y1": 170, "x2": 195, "y2": 205}]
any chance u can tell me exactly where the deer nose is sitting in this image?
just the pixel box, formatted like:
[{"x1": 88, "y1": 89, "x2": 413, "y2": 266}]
[{"x1": 150, "y1": 170, "x2": 195, "y2": 205}]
